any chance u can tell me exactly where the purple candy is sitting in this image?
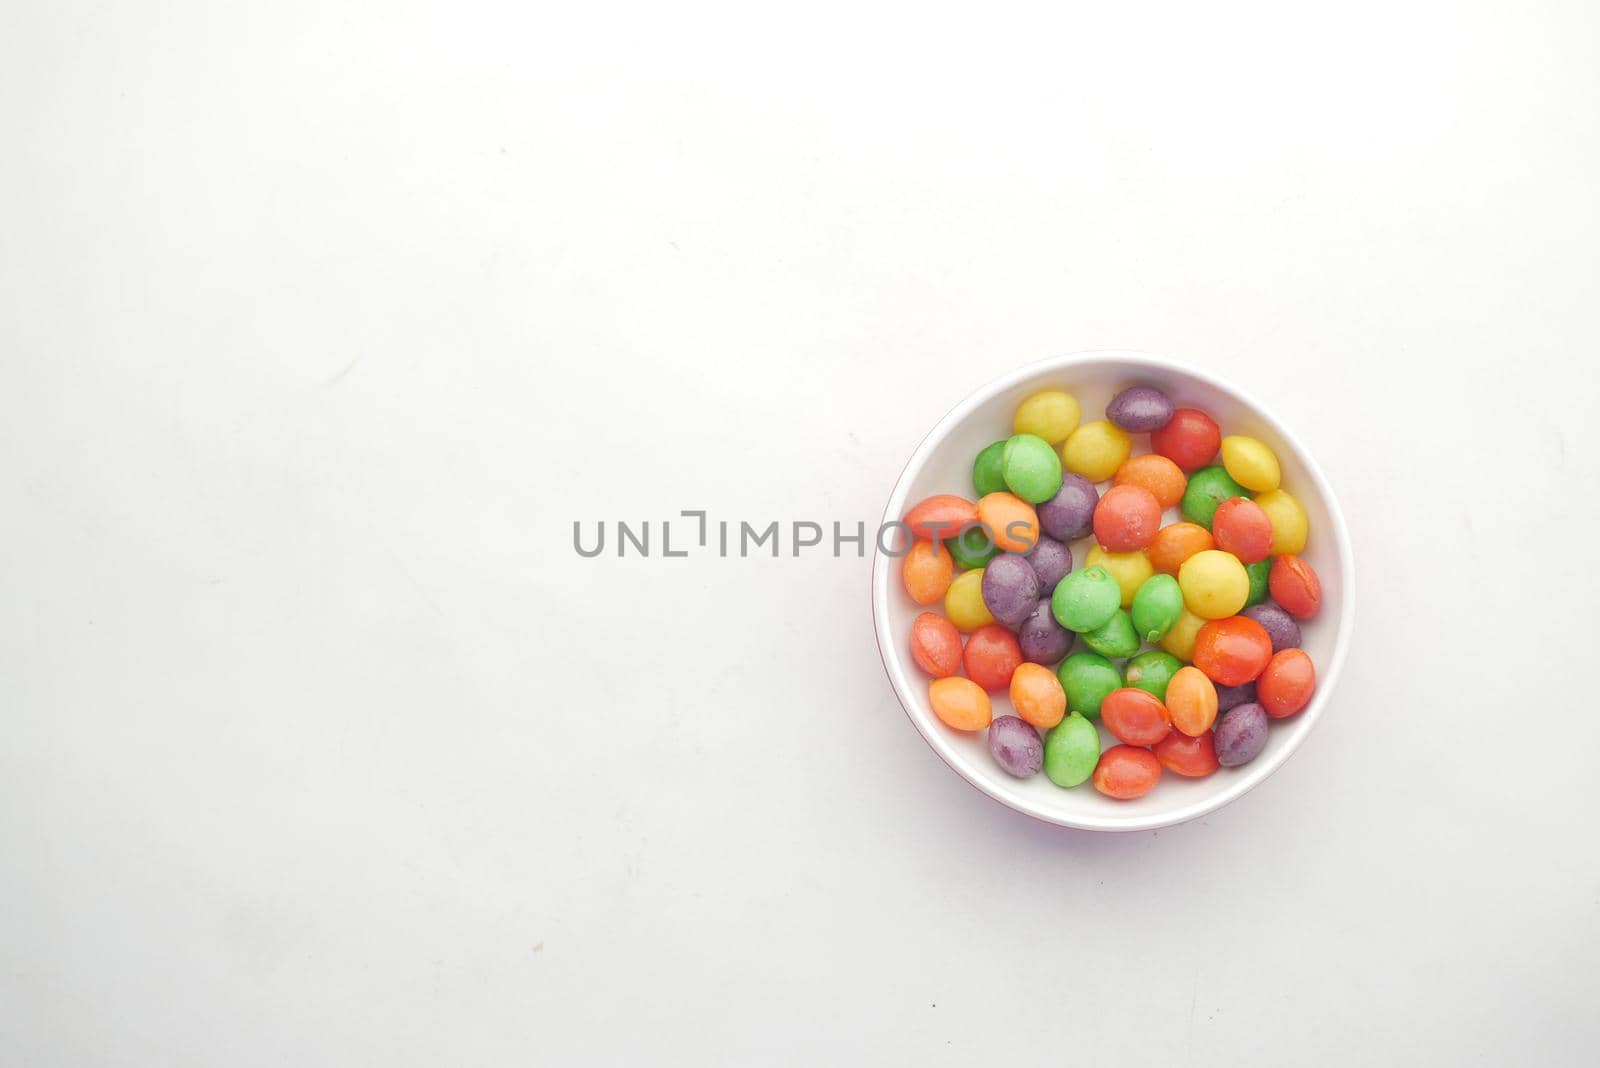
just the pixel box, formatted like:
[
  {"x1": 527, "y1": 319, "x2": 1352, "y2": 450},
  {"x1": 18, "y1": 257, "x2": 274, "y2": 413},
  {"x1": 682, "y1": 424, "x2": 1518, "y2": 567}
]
[
  {"x1": 1243, "y1": 602, "x2": 1302, "y2": 652},
  {"x1": 1214, "y1": 703, "x2": 1270, "y2": 767},
  {"x1": 1017, "y1": 598, "x2": 1074, "y2": 665},
  {"x1": 988, "y1": 715, "x2": 1044, "y2": 777},
  {"x1": 1106, "y1": 385, "x2": 1176, "y2": 432},
  {"x1": 1037, "y1": 473, "x2": 1099, "y2": 542},
  {"x1": 1215, "y1": 682, "x2": 1257, "y2": 713},
  {"x1": 1025, "y1": 535, "x2": 1072, "y2": 591},
  {"x1": 980, "y1": 553, "x2": 1039, "y2": 627}
]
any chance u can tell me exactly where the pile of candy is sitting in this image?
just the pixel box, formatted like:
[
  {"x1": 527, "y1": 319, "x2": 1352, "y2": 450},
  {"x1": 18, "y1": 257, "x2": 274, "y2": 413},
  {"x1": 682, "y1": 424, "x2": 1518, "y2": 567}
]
[{"x1": 900, "y1": 386, "x2": 1323, "y2": 800}]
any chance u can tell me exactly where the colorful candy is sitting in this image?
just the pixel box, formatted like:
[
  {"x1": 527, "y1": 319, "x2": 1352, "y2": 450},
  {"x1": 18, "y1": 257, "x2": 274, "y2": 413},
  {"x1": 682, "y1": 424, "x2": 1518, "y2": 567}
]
[
  {"x1": 904, "y1": 494, "x2": 977, "y2": 542},
  {"x1": 1220, "y1": 435, "x2": 1280, "y2": 492},
  {"x1": 1114, "y1": 453, "x2": 1187, "y2": 510},
  {"x1": 1154, "y1": 729, "x2": 1219, "y2": 777},
  {"x1": 1081, "y1": 608, "x2": 1139, "y2": 659},
  {"x1": 1269, "y1": 555, "x2": 1322, "y2": 619},
  {"x1": 1084, "y1": 545, "x2": 1154, "y2": 608},
  {"x1": 1001, "y1": 433, "x2": 1064, "y2": 504},
  {"x1": 988, "y1": 715, "x2": 1044, "y2": 777},
  {"x1": 1025, "y1": 535, "x2": 1072, "y2": 590},
  {"x1": 1254, "y1": 489, "x2": 1308, "y2": 555},
  {"x1": 949, "y1": 524, "x2": 999, "y2": 570},
  {"x1": 1106, "y1": 385, "x2": 1175, "y2": 432},
  {"x1": 1061, "y1": 420, "x2": 1132, "y2": 482},
  {"x1": 901, "y1": 539, "x2": 954, "y2": 604},
  {"x1": 1166, "y1": 665, "x2": 1219, "y2": 736},
  {"x1": 1057, "y1": 651, "x2": 1122, "y2": 720},
  {"x1": 1178, "y1": 549, "x2": 1250, "y2": 619},
  {"x1": 1242, "y1": 602, "x2": 1301, "y2": 652},
  {"x1": 1009, "y1": 663, "x2": 1067, "y2": 729},
  {"x1": 1093, "y1": 745, "x2": 1162, "y2": 799},
  {"x1": 1093, "y1": 484, "x2": 1162, "y2": 552},
  {"x1": 1100, "y1": 687, "x2": 1173, "y2": 746},
  {"x1": 1130, "y1": 574, "x2": 1184, "y2": 642},
  {"x1": 1151, "y1": 408, "x2": 1220, "y2": 471},
  {"x1": 910, "y1": 612, "x2": 963, "y2": 677},
  {"x1": 1182, "y1": 466, "x2": 1250, "y2": 529},
  {"x1": 1192, "y1": 615, "x2": 1273, "y2": 686},
  {"x1": 1210, "y1": 497, "x2": 1273, "y2": 564},
  {"x1": 972, "y1": 441, "x2": 1009, "y2": 496},
  {"x1": 944, "y1": 569, "x2": 995, "y2": 632},
  {"x1": 1043, "y1": 712, "x2": 1100, "y2": 787},
  {"x1": 1036, "y1": 473, "x2": 1099, "y2": 541},
  {"x1": 1213, "y1": 702, "x2": 1269, "y2": 766},
  {"x1": 929, "y1": 676, "x2": 992, "y2": 731},
  {"x1": 980, "y1": 553, "x2": 1040, "y2": 627},
  {"x1": 1147, "y1": 522, "x2": 1214, "y2": 576},
  {"x1": 962, "y1": 624, "x2": 1024, "y2": 691},
  {"x1": 1052, "y1": 565, "x2": 1122, "y2": 633},
  {"x1": 1014, "y1": 390, "x2": 1080, "y2": 444},
  {"x1": 1256, "y1": 648, "x2": 1316, "y2": 718},
  {"x1": 975, "y1": 492, "x2": 1040, "y2": 553},
  {"x1": 1124, "y1": 649, "x2": 1183, "y2": 700},
  {"x1": 1018, "y1": 599, "x2": 1074, "y2": 665}
]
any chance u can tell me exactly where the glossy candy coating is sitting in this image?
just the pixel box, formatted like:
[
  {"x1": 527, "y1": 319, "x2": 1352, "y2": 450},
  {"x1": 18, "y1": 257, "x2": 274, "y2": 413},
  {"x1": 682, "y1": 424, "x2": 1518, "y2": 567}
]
[
  {"x1": 904, "y1": 494, "x2": 978, "y2": 542},
  {"x1": 1001, "y1": 433, "x2": 1064, "y2": 504},
  {"x1": 929, "y1": 676, "x2": 992, "y2": 731},
  {"x1": 1051, "y1": 566, "x2": 1122, "y2": 633},
  {"x1": 1009, "y1": 662, "x2": 1067, "y2": 730},
  {"x1": 1061, "y1": 420, "x2": 1133, "y2": 482},
  {"x1": 1211, "y1": 497, "x2": 1273, "y2": 563},
  {"x1": 1147, "y1": 522, "x2": 1214, "y2": 576},
  {"x1": 1043, "y1": 712, "x2": 1100, "y2": 788},
  {"x1": 1182, "y1": 466, "x2": 1251, "y2": 530},
  {"x1": 901, "y1": 539, "x2": 954, "y2": 604},
  {"x1": 1125, "y1": 649, "x2": 1183, "y2": 701},
  {"x1": 1178, "y1": 549, "x2": 1251, "y2": 619},
  {"x1": 945, "y1": 569, "x2": 996, "y2": 632},
  {"x1": 1057, "y1": 652, "x2": 1122, "y2": 720},
  {"x1": 1036, "y1": 473, "x2": 1100, "y2": 542},
  {"x1": 1254, "y1": 489, "x2": 1309, "y2": 555},
  {"x1": 1084, "y1": 545, "x2": 1154, "y2": 608},
  {"x1": 1151, "y1": 408, "x2": 1221, "y2": 471},
  {"x1": 1220, "y1": 435, "x2": 1281, "y2": 493},
  {"x1": 1014, "y1": 390, "x2": 1080, "y2": 445},
  {"x1": 1242, "y1": 602, "x2": 1302, "y2": 652},
  {"x1": 1154, "y1": 730, "x2": 1219, "y2": 777},
  {"x1": 1024, "y1": 535, "x2": 1072, "y2": 591},
  {"x1": 1018, "y1": 599, "x2": 1074, "y2": 665},
  {"x1": 1213, "y1": 702, "x2": 1270, "y2": 766},
  {"x1": 1114, "y1": 453, "x2": 1187, "y2": 510},
  {"x1": 972, "y1": 441, "x2": 1009, "y2": 497},
  {"x1": 1131, "y1": 574, "x2": 1184, "y2": 642},
  {"x1": 1082, "y1": 608, "x2": 1140, "y2": 660},
  {"x1": 910, "y1": 612, "x2": 963, "y2": 677},
  {"x1": 975, "y1": 493, "x2": 1040, "y2": 553},
  {"x1": 988, "y1": 715, "x2": 1044, "y2": 777},
  {"x1": 1243, "y1": 557, "x2": 1271, "y2": 607},
  {"x1": 1160, "y1": 608, "x2": 1207, "y2": 662},
  {"x1": 1100, "y1": 688, "x2": 1173, "y2": 747},
  {"x1": 1269, "y1": 555, "x2": 1322, "y2": 619},
  {"x1": 1215, "y1": 681, "x2": 1257, "y2": 713},
  {"x1": 980, "y1": 553, "x2": 1040, "y2": 627},
  {"x1": 1257, "y1": 648, "x2": 1316, "y2": 718},
  {"x1": 1106, "y1": 385, "x2": 1175, "y2": 432},
  {"x1": 949, "y1": 524, "x2": 999, "y2": 570},
  {"x1": 1166, "y1": 665, "x2": 1219, "y2": 736},
  {"x1": 1093, "y1": 745, "x2": 1163, "y2": 799},
  {"x1": 962, "y1": 624, "x2": 1024, "y2": 692},
  {"x1": 1193, "y1": 616, "x2": 1274, "y2": 686},
  {"x1": 1093, "y1": 484, "x2": 1163, "y2": 553}
]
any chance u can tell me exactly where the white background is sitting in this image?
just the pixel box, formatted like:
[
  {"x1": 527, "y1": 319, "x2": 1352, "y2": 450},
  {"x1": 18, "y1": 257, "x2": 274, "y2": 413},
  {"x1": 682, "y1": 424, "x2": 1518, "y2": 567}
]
[{"x1": 3, "y1": 1, "x2": 1597, "y2": 1064}]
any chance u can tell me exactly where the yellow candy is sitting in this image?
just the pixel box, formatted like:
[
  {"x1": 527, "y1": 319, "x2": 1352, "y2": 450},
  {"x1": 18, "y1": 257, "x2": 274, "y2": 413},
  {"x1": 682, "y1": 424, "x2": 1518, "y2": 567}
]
[
  {"x1": 1160, "y1": 608, "x2": 1207, "y2": 662},
  {"x1": 1178, "y1": 549, "x2": 1249, "y2": 619},
  {"x1": 944, "y1": 568, "x2": 995, "y2": 632},
  {"x1": 1220, "y1": 436, "x2": 1281, "y2": 493},
  {"x1": 1061, "y1": 421, "x2": 1132, "y2": 483},
  {"x1": 1085, "y1": 545, "x2": 1154, "y2": 608},
  {"x1": 1254, "y1": 489, "x2": 1309, "y2": 555},
  {"x1": 1013, "y1": 390, "x2": 1081, "y2": 445}
]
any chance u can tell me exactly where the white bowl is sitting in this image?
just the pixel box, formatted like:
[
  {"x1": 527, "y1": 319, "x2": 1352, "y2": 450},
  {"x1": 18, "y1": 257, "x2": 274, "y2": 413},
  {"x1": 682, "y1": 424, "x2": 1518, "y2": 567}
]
[{"x1": 871, "y1": 351, "x2": 1354, "y2": 832}]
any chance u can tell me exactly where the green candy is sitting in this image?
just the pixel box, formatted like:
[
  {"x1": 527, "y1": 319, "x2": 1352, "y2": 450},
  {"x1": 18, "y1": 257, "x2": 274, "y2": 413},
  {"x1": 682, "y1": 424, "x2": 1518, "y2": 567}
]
[
  {"x1": 1057, "y1": 652, "x2": 1122, "y2": 720},
  {"x1": 1051, "y1": 566, "x2": 1122, "y2": 633},
  {"x1": 949, "y1": 524, "x2": 999, "y2": 570},
  {"x1": 1082, "y1": 609, "x2": 1139, "y2": 659},
  {"x1": 1244, "y1": 557, "x2": 1272, "y2": 607},
  {"x1": 972, "y1": 441, "x2": 1009, "y2": 497},
  {"x1": 1125, "y1": 650, "x2": 1183, "y2": 701},
  {"x1": 1131, "y1": 573, "x2": 1184, "y2": 642},
  {"x1": 1043, "y1": 712, "x2": 1102, "y2": 788},
  {"x1": 1000, "y1": 433, "x2": 1063, "y2": 504},
  {"x1": 1182, "y1": 466, "x2": 1251, "y2": 529}
]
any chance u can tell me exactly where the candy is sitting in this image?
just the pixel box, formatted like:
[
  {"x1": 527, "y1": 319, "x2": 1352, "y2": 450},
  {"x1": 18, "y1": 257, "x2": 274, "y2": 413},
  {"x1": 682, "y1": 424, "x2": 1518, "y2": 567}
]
[
  {"x1": 949, "y1": 524, "x2": 999, "y2": 570},
  {"x1": 1154, "y1": 730, "x2": 1219, "y2": 777},
  {"x1": 1092, "y1": 484, "x2": 1162, "y2": 553},
  {"x1": 929, "y1": 676, "x2": 992, "y2": 731},
  {"x1": 1036, "y1": 473, "x2": 1100, "y2": 541},
  {"x1": 1081, "y1": 608, "x2": 1139, "y2": 660},
  {"x1": 1093, "y1": 745, "x2": 1162, "y2": 799},
  {"x1": 1043, "y1": 712, "x2": 1101, "y2": 788},
  {"x1": 1213, "y1": 703, "x2": 1269, "y2": 766},
  {"x1": 1018, "y1": 599, "x2": 1074, "y2": 665},
  {"x1": 1241, "y1": 602, "x2": 1302, "y2": 652},
  {"x1": 1000, "y1": 433, "x2": 1064, "y2": 504},
  {"x1": 1014, "y1": 389, "x2": 1080, "y2": 445},
  {"x1": 1192, "y1": 616, "x2": 1274, "y2": 686},
  {"x1": 1100, "y1": 688, "x2": 1173, "y2": 746},
  {"x1": 1024, "y1": 535, "x2": 1072, "y2": 591},
  {"x1": 1114, "y1": 453, "x2": 1187, "y2": 510},
  {"x1": 1210, "y1": 497, "x2": 1273, "y2": 564},
  {"x1": 944, "y1": 569, "x2": 995, "y2": 632},
  {"x1": 1269, "y1": 555, "x2": 1322, "y2": 620},
  {"x1": 1057, "y1": 651, "x2": 1122, "y2": 719},
  {"x1": 1257, "y1": 648, "x2": 1315, "y2": 718},
  {"x1": 962, "y1": 624, "x2": 1024, "y2": 691},
  {"x1": 1009, "y1": 662, "x2": 1067, "y2": 729},
  {"x1": 988, "y1": 715, "x2": 1044, "y2": 777},
  {"x1": 904, "y1": 494, "x2": 978, "y2": 542},
  {"x1": 1220, "y1": 435, "x2": 1281, "y2": 493},
  {"x1": 901, "y1": 539, "x2": 954, "y2": 604},
  {"x1": 1160, "y1": 607, "x2": 1207, "y2": 662},
  {"x1": 1147, "y1": 522, "x2": 1214, "y2": 576},
  {"x1": 972, "y1": 441, "x2": 1009, "y2": 497},
  {"x1": 980, "y1": 553, "x2": 1040, "y2": 627},
  {"x1": 1166, "y1": 665, "x2": 1219, "y2": 736},
  {"x1": 1125, "y1": 649, "x2": 1182, "y2": 700},
  {"x1": 1084, "y1": 545, "x2": 1154, "y2": 608},
  {"x1": 1178, "y1": 549, "x2": 1250, "y2": 619},
  {"x1": 1051, "y1": 565, "x2": 1122, "y2": 633},
  {"x1": 1106, "y1": 385, "x2": 1175, "y2": 432},
  {"x1": 1151, "y1": 408, "x2": 1220, "y2": 471},
  {"x1": 1215, "y1": 681, "x2": 1257, "y2": 712},
  {"x1": 1254, "y1": 489, "x2": 1309, "y2": 555},
  {"x1": 1244, "y1": 557, "x2": 1271, "y2": 607},
  {"x1": 1131, "y1": 574, "x2": 1184, "y2": 642},
  {"x1": 975, "y1": 492, "x2": 1040, "y2": 553},
  {"x1": 910, "y1": 612, "x2": 963, "y2": 677},
  {"x1": 1182, "y1": 466, "x2": 1251, "y2": 529},
  {"x1": 1061, "y1": 420, "x2": 1133, "y2": 482}
]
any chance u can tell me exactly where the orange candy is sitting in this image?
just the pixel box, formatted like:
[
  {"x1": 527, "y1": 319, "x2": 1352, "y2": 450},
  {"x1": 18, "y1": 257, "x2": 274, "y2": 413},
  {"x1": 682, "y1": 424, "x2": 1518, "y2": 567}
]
[
  {"x1": 929, "y1": 676, "x2": 993, "y2": 731},
  {"x1": 1165, "y1": 665, "x2": 1219, "y2": 736},
  {"x1": 1211, "y1": 497, "x2": 1273, "y2": 564},
  {"x1": 900, "y1": 539, "x2": 954, "y2": 605},
  {"x1": 1257, "y1": 648, "x2": 1316, "y2": 718},
  {"x1": 909, "y1": 612, "x2": 962, "y2": 678},
  {"x1": 1093, "y1": 745, "x2": 1163, "y2": 799},
  {"x1": 1114, "y1": 453, "x2": 1187, "y2": 510},
  {"x1": 903, "y1": 494, "x2": 978, "y2": 542},
  {"x1": 1154, "y1": 730, "x2": 1219, "y2": 777},
  {"x1": 975, "y1": 492, "x2": 1040, "y2": 553},
  {"x1": 1009, "y1": 662, "x2": 1067, "y2": 729},
  {"x1": 1147, "y1": 522, "x2": 1215, "y2": 575},
  {"x1": 962, "y1": 624, "x2": 1024, "y2": 692},
  {"x1": 1193, "y1": 616, "x2": 1274, "y2": 686},
  {"x1": 1092, "y1": 484, "x2": 1163, "y2": 553},
  {"x1": 1269, "y1": 555, "x2": 1323, "y2": 619},
  {"x1": 1099, "y1": 687, "x2": 1173, "y2": 747}
]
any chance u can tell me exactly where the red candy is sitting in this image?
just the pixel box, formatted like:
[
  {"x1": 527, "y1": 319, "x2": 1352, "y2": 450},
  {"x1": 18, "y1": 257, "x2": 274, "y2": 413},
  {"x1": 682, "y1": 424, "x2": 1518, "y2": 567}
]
[
  {"x1": 1211, "y1": 497, "x2": 1273, "y2": 564},
  {"x1": 1093, "y1": 484, "x2": 1163, "y2": 553},
  {"x1": 1150, "y1": 408, "x2": 1222, "y2": 472},
  {"x1": 1093, "y1": 745, "x2": 1163, "y2": 799},
  {"x1": 1154, "y1": 730, "x2": 1220, "y2": 777},
  {"x1": 1193, "y1": 616, "x2": 1274, "y2": 686},
  {"x1": 1269, "y1": 555, "x2": 1323, "y2": 619},
  {"x1": 910, "y1": 612, "x2": 962, "y2": 678},
  {"x1": 1257, "y1": 648, "x2": 1316, "y2": 717},
  {"x1": 961, "y1": 624, "x2": 1023, "y2": 691},
  {"x1": 902, "y1": 494, "x2": 978, "y2": 542},
  {"x1": 1099, "y1": 687, "x2": 1173, "y2": 747}
]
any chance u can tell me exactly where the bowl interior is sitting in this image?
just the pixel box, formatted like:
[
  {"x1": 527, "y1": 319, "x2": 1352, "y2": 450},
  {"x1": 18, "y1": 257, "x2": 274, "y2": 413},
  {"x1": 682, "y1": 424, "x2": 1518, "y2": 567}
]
[{"x1": 871, "y1": 352, "x2": 1352, "y2": 831}]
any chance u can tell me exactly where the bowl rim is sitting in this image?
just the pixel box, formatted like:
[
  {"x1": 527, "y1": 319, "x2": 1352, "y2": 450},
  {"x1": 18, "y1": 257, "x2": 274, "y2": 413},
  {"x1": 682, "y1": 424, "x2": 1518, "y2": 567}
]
[{"x1": 870, "y1": 349, "x2": 1356, "y2": 832}]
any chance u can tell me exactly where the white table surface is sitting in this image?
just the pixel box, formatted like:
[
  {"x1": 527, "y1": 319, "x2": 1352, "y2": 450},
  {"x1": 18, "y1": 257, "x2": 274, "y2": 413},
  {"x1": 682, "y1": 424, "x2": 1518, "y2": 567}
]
[{"x1": 4, "y1": 2, "x2": 1597, "y2": 1064}]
